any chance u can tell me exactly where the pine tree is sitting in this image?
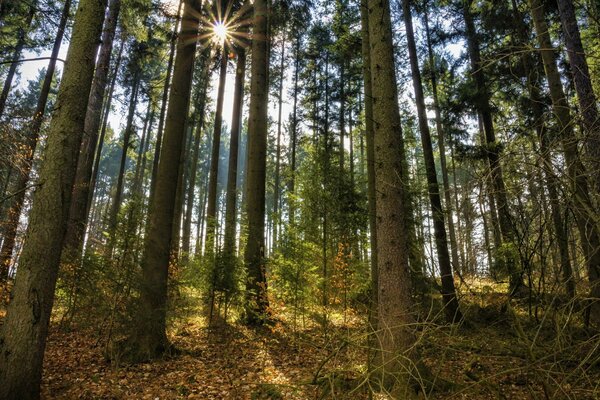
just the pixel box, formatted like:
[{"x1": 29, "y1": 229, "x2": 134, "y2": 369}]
[{"x1": 0, "y1": 0, "x2": 107, "y2": 396}]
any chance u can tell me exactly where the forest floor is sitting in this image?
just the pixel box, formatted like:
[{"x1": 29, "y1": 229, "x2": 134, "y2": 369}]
[{"x1": 11, "y1": 280, "x2": 600, "y2": 399}]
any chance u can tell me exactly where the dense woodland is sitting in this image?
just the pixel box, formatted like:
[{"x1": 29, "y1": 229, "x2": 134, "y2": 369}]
[{"x1": 0, "y1": 0, "x2": 599, "y2": 398}]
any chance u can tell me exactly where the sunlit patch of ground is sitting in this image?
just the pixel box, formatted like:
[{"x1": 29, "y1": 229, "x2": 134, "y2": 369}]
[{"x1": 33, "y1": 281, "x2": 600, "y2": 399}]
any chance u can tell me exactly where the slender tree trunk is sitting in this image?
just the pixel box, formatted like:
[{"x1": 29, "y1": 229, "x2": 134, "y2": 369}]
[
  {"x1": 368, "y1": 0, "x2": 426, "y2": 394},
  {"x1": 289, "y1": 34, "x2": 300, "y2": 224},
  {"x1": 182, "y1": 53, "x2": 211, "y2": 262},
  {"x1": 402, "y1": 0, "x2": 462, "y2": 323},
  {"x1": 171, "y1": 123, "x2": 192, "y2": 260},
  {"x1": 0, "y1": 5, "x2": 34, "y2": 119},
  {"x1": 62, "y1": 0, "x2": 122, "y2": 268},
  {"x1": 87, "y1": 38, "x2": 125, "y2": 224},
  {"x1": 273, "y1": 33, "x2": 285, "y2": 250},
  {"x1": 423, "y1": 7, "x2": 461, "y2": 276},
  {"x1": 339, "y1": 62, "x2": 345, "y2": 171},
  {"x1": 134, "y1": 105, "x2": 154, "y2": 195},
  {"x1": 361, "y1": 0, "x2": 377, "y2": 320},
  {"x1": 224, "y1": 48, "x2": 247, "y2": 257},
  {"x1": 244, "y1": 0, "x2": 270, "y2": 324},
  {"x1": 556, "y1": 0, "x2": 600, "y2": 191},
  {"x1": 107, "y1": 74, "x2": 140, "y2": 254},
  {"x1": 529, "y1": 0, "x2": 600, "y2": 328},
  {"x1": 0, "y1": 0, "x2": 71, "y2": 283},
  {"x1": 205, "y1": 49, "x2": 228, "y2": 257},
  {"x1": 0, "y1": 0, "x2": 107, "y2": 396},
  {"x1": 133, "y1": 0, "x2": 201, "y2": 359}
]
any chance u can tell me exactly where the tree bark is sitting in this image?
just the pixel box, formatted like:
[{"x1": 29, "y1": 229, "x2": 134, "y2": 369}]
[
  {"x1": 0, "y1": 0, "x2": 107, "y2": 396},
  {"x1": 133, "y1": 0, "x2": 201, "y2": 359},
  {"x1": 402, "y1": 0, "x2": 462, "y2": 323},
  {"x1": 529, "y1": 0, "x2": 600, "y2": 328},
  {"x1": 288, "y1": 34, "x2": 300, "y2": 224},
  {"x1": 150, "y1": 0, "x2": 184, "y2": 200},
  {"x1": 0, "y1": 0, "x2": 71, "y2": 284},
  {"x1": 224, "y1": 48, "x2": 247, "y2": 257},
  {"x1": 556, "y1": 0, "x2": 600, "y2": 191},
  {"x1": 244, "y1": 0, "x2": 270, "y2": 324},
  {"x1": 182, "y1": 52, "x2": 211, "y2": 262},
  {"x1": 423, "y1": 6, "x2": 461, "y2": 277},
  {"x1": 368, "y1": 0, "x2": 426, "y2": 394},
  {"x1": 62, "y1": 0, "x2": 122, "y2": 267},
  {"x1": 107, "y1": 73, "x2": 140, "y2": 255},
  {"x1": 205, "y1": 49, "x2": 228, "y2": 257},
  {"x1": 273, "y1": 33, "x2": 285, "y2": 250}
]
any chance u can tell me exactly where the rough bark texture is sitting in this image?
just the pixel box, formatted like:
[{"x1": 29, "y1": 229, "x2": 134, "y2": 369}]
[
  {"x1": 402, "y1": 0, "x2": 462, "y2": 323},
  {"x1": 133, "y1": 0, "x2": 201, "y2": 360},
  {"x1": 150, "y1": 0, "x2": 183, "y2": 200},
  {"x1": 0, "y1": 0, "x2": 106, "y2": 397},
  {"x1": 244, "y1": 0, "x2": 270, "y2": 324},
  {"x1": 367, "y1": 0, "x2": 422, "y2": 395},
  {"x1": 62, "y1": 0, "x2": 121, "y2": 266},
  {"x1": 0, "y1": 0, "x2": 71, "y2": 282},
  {"x1": 529, "y1": 0, "x2": 600, "y2": 328}
]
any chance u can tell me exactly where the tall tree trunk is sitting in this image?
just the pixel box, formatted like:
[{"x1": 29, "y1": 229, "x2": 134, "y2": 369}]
[
  {"x1": 273, "y1": 33, "x2": 285, "y2": 250},
  {"x1": 205, "y1": 49, "x2": 228, "y2": 257},
  {"x1": 462, "y1": 0, "x2": 520, "y2": 293},
  {"x1": 288, "y1": 34, "x2": 300, "y2": 224},
  {"x1": 529, "y1": 0, "x2": 600, "y2": 328},
  {"x1": 339, "y1": 62, "x2": 345, "y2": 171},
  {"x1": 0, "y1": 0, "x2": 107, "y2": 396},
  {"x1": 0, "y1": 0, "x2": 71, "y2": 283},
  {"x1": 134, "y1": 105, "x2": 154, "y2": 195},
  {"x1": 360, "y1": 0, "x2": 377, "y2": 304},
  {"x1": 223, "y1": 48, "x2": 247, "y2": 257},
  {"x1": 0, "y1": 5, "x2": 35, "y2": 119},
  {"x1": 423, "y1": 7, "x2": 461, "y2": 276},
  {"x1": 87, "y1": 38, "x2": 125, "y2": 220},
  {"x1": 368, "y1": 0, "x2": 426, "y2": 394},
  {"x1": 244, "y1": 0, "x2": 270, "y2": 324},
  {"x1": 150, "y1": 0, "x2": 184, "y2": 200},
  {"x1": 107, "y1": 74, "x2": 140, "y2": 255},
  {"x1": 402, "y1": 0, "x2": 462, "y2": 323},
  {"x1": 171, "y1": 123, "x2": 192, "y2": 260},
  {"x1": 62, "y1": 0, "x2": 122, "y2": 267},
  {"x1": 133, "y1": 0, "x2": 201, "y2": 359},
  {"x1": 556, "y1": 0, "x2": 600, "y2": 191}
]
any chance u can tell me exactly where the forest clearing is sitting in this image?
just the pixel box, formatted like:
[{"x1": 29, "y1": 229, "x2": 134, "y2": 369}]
[{"x1": 1, "y1": 0, "x2": 600, "y2": 398}]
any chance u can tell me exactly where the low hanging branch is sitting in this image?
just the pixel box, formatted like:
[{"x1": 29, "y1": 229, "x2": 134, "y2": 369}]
[{"x1": 0, "y1": 57, "x2": 65, "y2": 66}]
